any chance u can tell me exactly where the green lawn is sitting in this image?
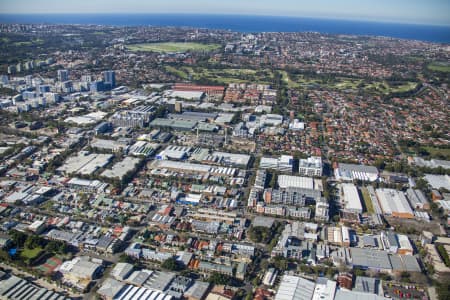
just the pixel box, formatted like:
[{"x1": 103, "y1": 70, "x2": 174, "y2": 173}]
[
  {"x1": 428, "y1": 62, "x2": 450, "y2": 73},
  {"x1": 423, "y1": 146, "x2": 450, "y2": 160},
  {"x1": 165, "y1": 66, "x2": 189, "y2": 80},
  {"x1": 21, "y1": 247, "x2": 43, "y2": 260},
  {"x1": 126, "y1": 42, "x2": 221, "y2": 53},
  {"x1": 364, "y1": 81, "x2": 418, "y2": 94},
  {"x1": 361, "y1": 187, "x2": 375, "y2": 214},
  {"x1": 163, "y1": 64, "x2": 418, "y2": 95},
  {"x1": 165, "y1": 66, "x2": 274, "y2": 84}
]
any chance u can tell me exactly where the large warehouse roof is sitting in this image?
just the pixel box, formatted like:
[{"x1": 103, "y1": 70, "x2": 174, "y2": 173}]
[
  {"x1": 350, "y1": 248, "x2": 392, "y2": 270},
  {"x1": 375, "y1": 188, "x2": 413, "y2": 218},
  {"x1": 341, "y1": 183, "x2": 363, "y2": 213},
  {"x1": 275, "y1": 275, "x2": 315, "y2": 300},
  {"x1": 278, "y1": 175, "x2": 313, "y2": 190}
]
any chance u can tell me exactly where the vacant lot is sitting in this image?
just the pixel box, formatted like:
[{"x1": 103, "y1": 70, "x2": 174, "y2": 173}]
[
  {"x1": 126, "y1": 42, "x2": 221, "y2": 53},
  {"x1": 360, "y1": 186, "x2": 375, "y2": 214}
]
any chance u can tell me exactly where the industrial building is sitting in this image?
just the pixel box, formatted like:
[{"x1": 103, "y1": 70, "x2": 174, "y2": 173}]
[
  {"x1": 334, "y1": 289, "x2": 388, "y2": 300},
  {"x1": 128, "y1": 141, "x2": 160, "y2": 157},
  {"x1": 424, "y1": 174, "x2": 450, "y2": 191},
  {"x1": 91, "y1": 138, "x2": 129, "y2": 153},
  {"x1": 111, "y1": 263, "x2": 134, "y2": 281},
  {"x1": 274, "y1": 276, "x2": 338, "y2": 300},
  {"x1": 350, "y1": 248, "x2": 421, "y2": 273},
  {"x1": 151, "y1": 160, "x2": 237, "y2": 178},
  {"x1": 0, "y1": 274, "x2": 68, "y2": 300},
  {"x1": 168, "y1": 111, "x2": 218, "y2": 122},
  {"x1": 64, "y1": 111, "x2": 107, "y2": 125},
  {"x1": 184, "y1": 281, "x2": 211, "y2": 300},
  {"x1": 67, "y1": 178, "x2": 109, "y2": 192},
  {"x1": 101, "y1": 157, "x2": 142, "y2": 180},
  {"x1": 311, "y1": 277, "x2": 336, "y2": 300},
  {"x1": 156, "y1": 146, "x2": 192, "y2": 161},
  {"x1": 169, "y1": 90, "x2": 205, "y2": 100},
  {"x1": 97, "y1": 277, "x2": 174, "y2": 300},
  {"x1": 353, "y1": 276, "x2": 381, "y2": 295},
  {"x1": 57, "y1": 151, "x2": 113, "y2": 176},
  {"x1": 275, "y1": 275, "x2": 315, "y2": 300},
  {"x1": 339, "y1": 183, "x2": 363, "y2": 214},
  {"x1": 334, "y1": 163, "x2": 379, "y2": 182},
  {"x1": 57, "y1": 256, "x2": 104, "y2": 291},
  {"x1": 208, "y1": 151, "x2": 251, "y2": 168},
  {"x1": 376, "y1": 188, "x2": 414, "y2": 219},
  {"x1": 406, "y1": 188, "x2": 429, "y2": 210},
  {"x1": 278, "y1": 175, "x2": 322, "y2": 191},
  {"x1": 173, "y1": 83, "x2": 225, "y2": 98},
  {"x1": 150, "y1": 118, "x2": 198, "y2": 131},
  {"x1": 327, "y1": 226, "x2": 351, "y2": 247}
]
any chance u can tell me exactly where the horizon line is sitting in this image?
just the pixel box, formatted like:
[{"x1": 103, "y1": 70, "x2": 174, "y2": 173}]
[{"x1": 1, "y1": 12, "x2": 450, "y2": 28}]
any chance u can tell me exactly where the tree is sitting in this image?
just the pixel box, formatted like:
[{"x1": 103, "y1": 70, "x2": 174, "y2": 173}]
[
  {"x1": 248, "y1": 226, "x2": 272, "y2": 244},
  {"x1": 437, "y1": 245, "x2": 450, "y2": 267},
  {"x1": 161, "y1": 257, "x2": 183, "y2": 271},
  {"x1": 272, "y1": 256, "x2": 288, "y2": 271},
  {"x1": 353, "y1": 267, "x2": 366, "y2": 277},
  {"x1": 10, "y1": 230, "x2": 28, "y2": 248},
  {"x1": 208, "y1": 272, "x2": 232, "y2": 285},
  {"x1": 119, "y1": 254, "x2": 135, "y2": 264},
  {"x1": 399, "y1": 271, "x2": 411, "y2": 282},
  {"x1": 435, "y1": 279, "x2": 450, "y2": 300},
  {"x1": 25, "y1": 235, "x2": 45, "y2": 249},
  {"x1": 46, "y1": 240, "x2": 68, "y2": 254}
]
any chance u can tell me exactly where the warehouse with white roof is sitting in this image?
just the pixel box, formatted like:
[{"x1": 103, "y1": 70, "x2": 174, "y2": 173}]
[
  {"x1": 340, "y1": 183, "x2": 363, "y2": 214},
  {"x1": 375, "y1": 188, "x2": 414, "y2": 219},
  {"x1": 334, "y1": 163, "x2": 379, "y2": 182},
  {"x1": 278, "y1": 175, "x2": 322, "y2": 191}
]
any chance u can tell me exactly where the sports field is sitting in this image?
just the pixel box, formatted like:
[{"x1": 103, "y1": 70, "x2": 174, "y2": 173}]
[{"x1": 126, "y1": 42, "x2": 221, "y2": 53}]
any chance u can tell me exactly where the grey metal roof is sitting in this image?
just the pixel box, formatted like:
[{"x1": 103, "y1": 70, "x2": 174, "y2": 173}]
[
  {"x1": 275, "y1": 275, "x2": 315, "y2": 300},
  {"x1": 184, "y1": 281, "x2": 210, "y2": 300},
  {"x1": 252, "y1": 216, "x2": 275, "y2": 228},
  {"x1": 98, "y1": 278, "x2": 125, "y2": 299},
  {"x1": 350, "y1": 248, "x2": 392, "y2": 270},
  {"x1": 354, "y1": 276, "x2": 379, "y2": 294},
  {"x1": 362, "y1": 236, "x2": 378, "y2": 247},
  {"x1": 389, "y1": 255, "x2": 421, "y2": 272},
  {"x1": 335, "y1": 289, "x2": 388, "y2": 300},
  {"x1": 127, "y1": 270, "x2": 152, "y2": 286}
]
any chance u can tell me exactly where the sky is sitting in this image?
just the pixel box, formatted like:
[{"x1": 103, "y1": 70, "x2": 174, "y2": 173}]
[{"x1": 0, "y1": 0, "x2": 449, "y2": 26}]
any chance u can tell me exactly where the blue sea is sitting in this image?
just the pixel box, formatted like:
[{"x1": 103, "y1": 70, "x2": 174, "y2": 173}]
[{"x1": 0, "y1": 14, "x2": 449, "y2": 44}]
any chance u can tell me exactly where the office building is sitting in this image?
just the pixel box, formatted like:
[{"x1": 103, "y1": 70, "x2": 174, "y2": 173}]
[
  {"x1": 299, "y1": 156, "x2": 323, "y2": 177},
  {"x1": 57, "y1": 69, "x2": 69, "y2": 82},
  {"x1": 260, "y1": 155, "x2": 294, "y2": 173},
  {"x1": 103, "y1": 70, "x2": 116, "y2": 88}
]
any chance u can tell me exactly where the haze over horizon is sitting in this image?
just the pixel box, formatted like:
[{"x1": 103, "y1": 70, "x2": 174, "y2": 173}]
[{"x1": 0, "y1": 0, "x2": 449, "y2": 26}]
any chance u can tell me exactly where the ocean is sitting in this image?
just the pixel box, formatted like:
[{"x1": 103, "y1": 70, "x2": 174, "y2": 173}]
[{"x1": 0, "y1": 14, "x2": 449, "y2": 44}]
